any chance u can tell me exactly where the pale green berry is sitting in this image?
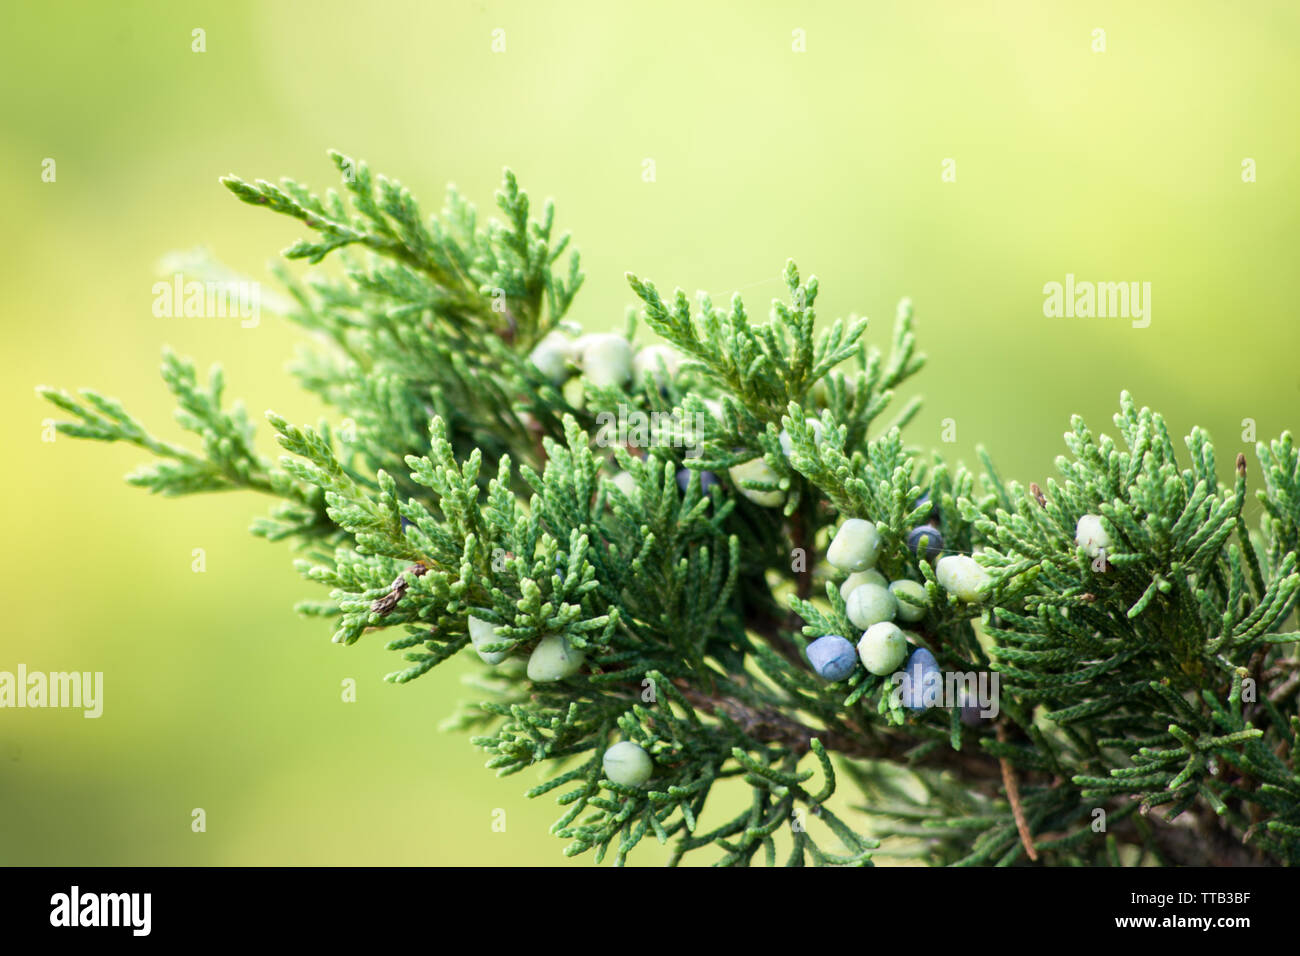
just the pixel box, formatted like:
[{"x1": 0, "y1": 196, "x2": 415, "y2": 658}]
[
  {"x1": 935, "y1": 555, "x2": 991, "y2": 603},
  {"x1": 610, "y1": 471, "x2": 638, "y2": 498},
  {"x1": 778, "y1": 418, "x2": 824, "y2": 458},
  {"x1": 826, "y1": 518, "x2": 881, "y2": 572},
  {"x1": 632, "y1": 344, "x2": 681, "y2": 384},
  {"x1": 845, "y1": 583, "x2": 897, "y2": 630},
  {"x1": 728, "y1": 458, "x2": 784, "y2": 507},
  {"x1": 528, "y1": 330, "x2": 577, "y2": 384},
  {"x1": 526, "y1": 634, "x2": 585, "y2": 682},
  {"x1": 839, "y1": 569, "x2": 887, "y2": 599},
  {"x1": 857, "y1": 622, "x2": 908, "y2": 676},
  {"x1": 528, "y1": 343, "x2": 569, "y2": 384},
  {"x1": 889, "y1": 579, "x2": 929, "y2": 622},
  {"x1": 468, "y1": 615, "x2": 510, "y2": 665},
  {"x1": 1075, "y1": 513, "x2": 1111, "y2": 558},
  {"x1": 602, "y1": 740, "x2": 653, "y2": 787},
  {"x1": 580, "y1": 333, "x2": 633, "y2": 388}
]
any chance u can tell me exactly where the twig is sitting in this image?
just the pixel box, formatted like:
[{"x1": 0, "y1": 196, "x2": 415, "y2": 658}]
[
  {"x1": 997, "y1": 722, "x2": 1039, "y2": 862},
  {"x1": 672, "y1": 679, "x2": 1002, "y2": 780},
  {"x1": 370, "y1": 562, "x2": 429, "y2": 614},
  {"x1": 1269, "y1": 671, "x2": 1300, "y2": 705}
]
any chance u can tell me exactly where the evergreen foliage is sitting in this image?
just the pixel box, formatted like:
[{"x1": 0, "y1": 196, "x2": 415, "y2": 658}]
[{"x1": 40, "y1": 153, "x2": 1300, "y2": 866}]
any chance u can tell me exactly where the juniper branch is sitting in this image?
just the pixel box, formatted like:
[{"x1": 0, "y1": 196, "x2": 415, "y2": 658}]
[{"x1": 41, "y1": 152, "x2": 1300, "y2": 866}]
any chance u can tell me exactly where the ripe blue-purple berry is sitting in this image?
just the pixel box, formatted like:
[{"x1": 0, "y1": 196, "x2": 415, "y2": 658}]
[
  {"x1": 805, "y1": 635, "x2": 858, "y2": 681},
  {"x1": 958, "y1": 687, "x2": 987, "y2": 727},
  {"x1": 900, "y1": 647, "x2": 941, "y2": 710},
  {"x1": 906, "y1": 524, "x2": 944, "y2": 561},
  {"x1": 915, "y1": 491, "x2": 939, "y2": 522},
  {"x1": 677, "y1": 468, "x2": 719, "y2": 495}
]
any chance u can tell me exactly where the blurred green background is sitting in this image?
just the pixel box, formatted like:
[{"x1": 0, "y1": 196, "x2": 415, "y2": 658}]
[{"x1": 2, "y1": 0, "x2": 1297, "y2": 865}]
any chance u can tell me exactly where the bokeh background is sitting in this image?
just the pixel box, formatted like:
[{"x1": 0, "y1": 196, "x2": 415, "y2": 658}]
[{"x1": 2, "y1": 1, "x2": 1297, "y2": 865}]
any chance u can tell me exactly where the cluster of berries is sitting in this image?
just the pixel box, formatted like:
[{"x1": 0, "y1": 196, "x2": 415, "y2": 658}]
[
  {"x1": 467, "y1": 617, "x2": 584, "y2": 681},
  {"x1": 476, "y1": 339, "x2": 1045, "y2": 771},
  {"x1": 467, "y1": 615, "x2": 654, "y2": 786},
  {"x1": 529, "y1": 327, "x2": 681, "y2": 390},
  {"x1": 804, "y1": 507, "x2": 991, "y2": 709}
]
